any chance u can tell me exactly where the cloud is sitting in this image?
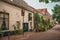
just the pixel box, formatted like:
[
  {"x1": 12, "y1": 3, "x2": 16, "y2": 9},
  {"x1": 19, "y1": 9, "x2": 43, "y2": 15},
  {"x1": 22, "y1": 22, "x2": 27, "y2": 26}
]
[{"x1": 24, "y1": 0, "x2": 60, "y2": 15}]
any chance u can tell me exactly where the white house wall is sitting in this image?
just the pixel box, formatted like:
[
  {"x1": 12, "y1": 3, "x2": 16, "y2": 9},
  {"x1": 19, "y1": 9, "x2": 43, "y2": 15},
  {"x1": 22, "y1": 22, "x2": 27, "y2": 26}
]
[
  {"x1": 0, "y1": 1, "x2": 34, "y2": 31},
  {"x1": 0, "y1": 1, "x2": 23, "y2": 31}
]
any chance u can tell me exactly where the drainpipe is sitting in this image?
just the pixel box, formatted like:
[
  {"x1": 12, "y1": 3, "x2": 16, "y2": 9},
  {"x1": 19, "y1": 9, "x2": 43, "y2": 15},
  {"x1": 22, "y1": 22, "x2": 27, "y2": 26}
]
[
  {"x1": 23, "y1": 14, "x2": 24, "y2": 35},
  {"x1": 22, "y1": 9, "x2": 25, "y2": 35}
]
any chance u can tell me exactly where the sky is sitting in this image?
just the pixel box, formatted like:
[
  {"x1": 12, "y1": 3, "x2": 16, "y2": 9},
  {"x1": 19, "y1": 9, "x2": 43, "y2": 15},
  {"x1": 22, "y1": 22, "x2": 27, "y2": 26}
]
[{"x1": 24, "y1": 0, "x2": 60, "y2": 15}]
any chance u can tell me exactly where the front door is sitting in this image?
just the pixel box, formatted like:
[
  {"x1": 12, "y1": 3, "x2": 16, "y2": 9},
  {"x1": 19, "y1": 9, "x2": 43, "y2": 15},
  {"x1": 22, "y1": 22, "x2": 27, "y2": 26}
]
[{"x1": 23, "y1": 23, "x2": 28, "y2": 32}]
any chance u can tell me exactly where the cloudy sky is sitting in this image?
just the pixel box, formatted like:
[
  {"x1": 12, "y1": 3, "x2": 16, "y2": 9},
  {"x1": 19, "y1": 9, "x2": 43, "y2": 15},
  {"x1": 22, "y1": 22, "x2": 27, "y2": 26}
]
[{"x1": 24, "y1": 0, "x2": 60, "y2": 15}]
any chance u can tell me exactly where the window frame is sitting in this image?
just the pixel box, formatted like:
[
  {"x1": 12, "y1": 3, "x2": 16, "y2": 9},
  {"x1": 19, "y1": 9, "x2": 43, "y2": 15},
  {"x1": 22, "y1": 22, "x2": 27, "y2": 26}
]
[
  {"x1": 0, "y1": 11, "x2": 9, "y2": 30},
  {"x1": 28, "y1": 13, "x2": 32, "y2": 21}
]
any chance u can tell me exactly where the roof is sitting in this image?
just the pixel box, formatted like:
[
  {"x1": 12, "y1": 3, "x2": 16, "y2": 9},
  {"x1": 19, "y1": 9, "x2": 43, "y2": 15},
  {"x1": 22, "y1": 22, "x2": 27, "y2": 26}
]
[
  {"x1": 37, "y1": 8, "x2": 47, "y2": 14},
  {"x1": 37, "y1": 8, "x2": 51, "y2": 19},
  {"x1": 1, "y1": 0, "x2": 34, "y2": 12},
  {"x1": 29, "y1": 6, "x2": 38, "y2": 12}
]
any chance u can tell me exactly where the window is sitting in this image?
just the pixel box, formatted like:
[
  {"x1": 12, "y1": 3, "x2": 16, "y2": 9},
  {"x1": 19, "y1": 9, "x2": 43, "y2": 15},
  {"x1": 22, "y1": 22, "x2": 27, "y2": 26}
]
[
  {"x1": 0, "y1": 12, "x2": 9, "y2": 30},
  {"x1": 28, "y1": 13, "x2": 32, "y2": 21},
  {"x1": 21, "y1": 9, "x2": 25, "y2": 16}
]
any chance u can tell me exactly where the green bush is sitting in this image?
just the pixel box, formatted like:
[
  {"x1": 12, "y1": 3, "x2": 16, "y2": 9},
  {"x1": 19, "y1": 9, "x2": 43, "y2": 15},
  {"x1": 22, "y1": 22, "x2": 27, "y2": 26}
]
[
  {"x1": 17, "y1": 29, "x2": 23, "y2": 34},
  {"x1": 34, "y1": 12, "x2": 54, "y2": 32},
  {"x1": 13, "y1": 21, "x2": 23, "y2": 35}
]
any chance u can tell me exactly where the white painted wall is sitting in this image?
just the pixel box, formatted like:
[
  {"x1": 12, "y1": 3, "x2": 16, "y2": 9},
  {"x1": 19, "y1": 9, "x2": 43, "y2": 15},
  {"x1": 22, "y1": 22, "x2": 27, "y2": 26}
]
[{"x1": 0, "y1": 1, "x2": 34, "y2": 31}]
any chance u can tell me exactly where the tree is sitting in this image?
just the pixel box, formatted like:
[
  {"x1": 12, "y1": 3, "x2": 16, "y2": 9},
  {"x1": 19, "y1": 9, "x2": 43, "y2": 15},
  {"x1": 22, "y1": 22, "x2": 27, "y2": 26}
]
[
  {"x1": 52, "y1": 4, "x2": 60, "y2": 23},
  {"x1": 39, "y1": 0, "x2": 60, "y2": 3}
]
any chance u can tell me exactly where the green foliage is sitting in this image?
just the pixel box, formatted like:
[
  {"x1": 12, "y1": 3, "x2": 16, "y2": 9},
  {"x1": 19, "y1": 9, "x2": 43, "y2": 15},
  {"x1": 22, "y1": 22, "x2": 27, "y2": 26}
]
[
  {"x1": 39, "y1": 0, "x2": 44, "y2": 2},
  {"x1": 40, "y1": 19, "x2": 53, "y2": 31},
  {"x1": 34, "y1": 12, "x2": 41, "y2": 23},
  {"x1": 45, "y1": 0, "x2": 49, "y2": 3},
  {"x1": 51, "y1": 0, "x2": 60, "y2": 2},
  {"x1": 34, "y1": 12, "x2": 41, "y2": 32},
  {"x1": 17, "y1": 29, "x2": 23, "y2": 34},
  {"x1": 16, "y1": 21, "x2": 23, "y2": 34},
  {"x1": 52, "y1": 4, "x2": 60, "y2": 23},
  {"x1": 34, "y1": 12, "x2": 53, "y2": 32},
  {"x1": 39, "y1": 0, "x2": 60, "y2": 3},
  {"x1": 13, "y1": 25, "x2": 16, "y2": 31},
  {"x1": 13, "y1": 21, "x2": 23, "y2": 34}
]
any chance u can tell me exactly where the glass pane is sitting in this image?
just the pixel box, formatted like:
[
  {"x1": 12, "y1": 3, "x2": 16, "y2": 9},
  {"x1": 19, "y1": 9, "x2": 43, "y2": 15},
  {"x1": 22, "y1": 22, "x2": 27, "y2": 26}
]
[
  {"x1": 5, "y1": 14, "x2": 9, "y2": 18},
  {"x1": 5, "y1": 19, "x2": 9, "y2": 29},
  {"x1": 0, "y1": 12, "x2": 9, "y2": 30},
  {"x1": 29, "y1": 13, "x2": 32, "y2": 17}
]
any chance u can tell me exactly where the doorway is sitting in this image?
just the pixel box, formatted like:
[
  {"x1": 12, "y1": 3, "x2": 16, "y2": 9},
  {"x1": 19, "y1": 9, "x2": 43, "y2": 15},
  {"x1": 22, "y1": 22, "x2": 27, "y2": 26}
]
[{"x1": 23, "y1": 23, "x2": 28, "y2": 32}]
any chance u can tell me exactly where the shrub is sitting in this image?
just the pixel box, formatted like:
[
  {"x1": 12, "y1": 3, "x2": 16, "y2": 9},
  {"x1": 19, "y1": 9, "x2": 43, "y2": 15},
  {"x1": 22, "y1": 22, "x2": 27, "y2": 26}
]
[
  {"x1": 34, "y1": 12, "x2": 54, "y2": 32},
  {"x1": 13, "y1": 21, "x2": 24, "y2": 34},
  {"x1": 17, "y1": 29, "x2": 23, "y2": 34}
]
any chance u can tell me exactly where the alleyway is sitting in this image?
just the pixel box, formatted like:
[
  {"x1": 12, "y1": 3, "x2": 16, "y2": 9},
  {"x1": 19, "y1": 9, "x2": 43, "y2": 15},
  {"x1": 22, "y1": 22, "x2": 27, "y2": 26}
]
[{"x1": 25, "y1": 24, "x2": 60, "y2": 40}]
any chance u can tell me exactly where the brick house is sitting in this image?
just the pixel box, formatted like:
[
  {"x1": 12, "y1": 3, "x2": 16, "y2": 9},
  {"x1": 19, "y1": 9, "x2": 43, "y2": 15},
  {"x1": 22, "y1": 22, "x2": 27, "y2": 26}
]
[
  {"x1": 0, "y1": 0, "x2": 34, "y2": 32},
  {"x1": 37, "y1": 8, "x2": 51, "y2": 20}
]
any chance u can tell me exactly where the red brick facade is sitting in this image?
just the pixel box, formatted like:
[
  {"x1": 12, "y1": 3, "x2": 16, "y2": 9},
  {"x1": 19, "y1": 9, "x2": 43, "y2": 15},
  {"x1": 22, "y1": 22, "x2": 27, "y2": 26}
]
[{"x1": 37, "y1": 8, "x2": 51, "y2": 19}]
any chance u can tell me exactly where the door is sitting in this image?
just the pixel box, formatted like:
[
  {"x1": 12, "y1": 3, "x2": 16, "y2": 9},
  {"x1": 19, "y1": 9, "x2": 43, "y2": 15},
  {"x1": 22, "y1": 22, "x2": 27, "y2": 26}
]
[{"x1": 23, "y1": 23, "x2": 28, "y2": 32}]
